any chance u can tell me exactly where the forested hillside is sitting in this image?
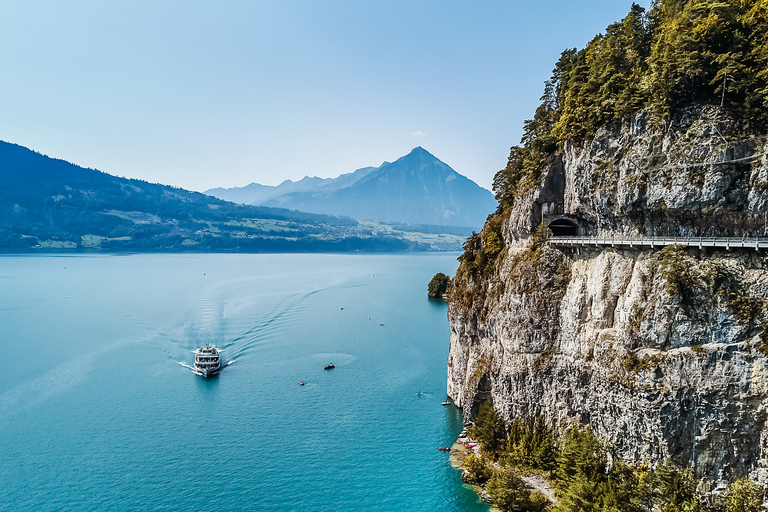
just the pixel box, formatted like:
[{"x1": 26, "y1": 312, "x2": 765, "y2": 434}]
[
  {"x1": 494, "y1": 0, "x2": 768, "y2": 209},
  {"x1": 0, "y1": 141, "x2": 464, "y2": 251}
]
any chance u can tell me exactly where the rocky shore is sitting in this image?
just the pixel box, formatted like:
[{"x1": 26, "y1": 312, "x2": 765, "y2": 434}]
[{"x1": 449, "y1": 425, "x2": 493, "y2": 506}]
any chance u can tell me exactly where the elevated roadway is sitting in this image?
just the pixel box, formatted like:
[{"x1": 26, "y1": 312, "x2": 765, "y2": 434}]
[{"x1": 549, "y1": 235, "x2": 768, "y2": 251}]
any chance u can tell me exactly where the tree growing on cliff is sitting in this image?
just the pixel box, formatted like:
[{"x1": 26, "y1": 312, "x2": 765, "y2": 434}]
[
  {"x1": 554, "y1": 426, "x2": 609, "y2": 510},
  {"x1": 471, "y1": 401, "x2": 507, "y2": 459},
  {"x1": 505, "y1": 415, "x2": 557, "y2": 472},
  {"x1": 652, "y1": 460, "x2": 698, "y2": 511},
  {"x1": 721, "y1": 476, "x2": 764, "y2": 512},
  {"x1": 467, "y1": 413, "x2": 768, "y2": 511},
  {"x1": 492, "y1": 0, "x2": 768, "y2": 213},
  {"x1": 486, "y1": 467, "x2": 540, "y2": 512},
  {"x1": 427, "y1": 272, "x2": 452, "y2": 298},
  {"x1": 463, "y1": 452, "x2": 494, "y2": 485}
]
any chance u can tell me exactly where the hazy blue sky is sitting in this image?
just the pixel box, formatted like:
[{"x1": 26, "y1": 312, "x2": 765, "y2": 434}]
[{"x1": 0, "y1": 1, "x2": 650, "y2": 192}]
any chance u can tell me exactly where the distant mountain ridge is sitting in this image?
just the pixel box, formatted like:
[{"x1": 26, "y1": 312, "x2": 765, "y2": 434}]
[
  {"x1": 206, "y1": 147, "x2": 496, "y2": 228},
  {"x1": 207, "y1": 165, "x2": 379, "y2": 205},
  {"x1": 0, "y1": 141, "x2": 467, "y2": 252}
]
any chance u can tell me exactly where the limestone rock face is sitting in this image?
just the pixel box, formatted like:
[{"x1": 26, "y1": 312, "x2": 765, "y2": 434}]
[
  {"x1": 447, "y1": 107, "x2": 768, "y2": 489},
  {"x1": 560, "y1": 106, "x2": 767, "y2": 237}
]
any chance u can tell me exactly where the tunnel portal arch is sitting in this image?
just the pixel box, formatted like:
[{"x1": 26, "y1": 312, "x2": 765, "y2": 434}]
[{"x1": 547, "y1": 218, "x2": 579, "y2": 237}]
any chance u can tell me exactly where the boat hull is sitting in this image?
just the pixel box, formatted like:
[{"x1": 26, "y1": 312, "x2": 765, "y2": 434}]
[{"x1": 195, "y1": 365, "x2": 222, "y2": 377}]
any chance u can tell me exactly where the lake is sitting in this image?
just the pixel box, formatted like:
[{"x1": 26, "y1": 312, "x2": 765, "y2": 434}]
[{"x1": 0, "y1": 253, "x2": 489, "y2": 511}]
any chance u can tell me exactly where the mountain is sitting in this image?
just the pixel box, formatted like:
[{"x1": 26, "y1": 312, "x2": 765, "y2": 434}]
[
  {"x1": 206, "y1": 166, "x2": 379, "y2": 205},
  {"x1": 205, "y1": 147, "x2": 496, "y2": 228},
  {"x1": 0, "y1": 141, "x2": 466, "y2": 252}
]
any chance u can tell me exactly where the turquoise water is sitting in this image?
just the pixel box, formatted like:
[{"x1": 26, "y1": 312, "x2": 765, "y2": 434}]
[{"x1": 0, "y1": 253, "x2": 489, "y2": 512}]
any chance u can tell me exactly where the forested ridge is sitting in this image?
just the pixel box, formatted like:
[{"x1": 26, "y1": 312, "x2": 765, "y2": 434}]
[
  {"x1": 494, "y1": 0, "x2": 768, "y2": 209},
  {"x1": 460, "y1": 0, "x2": 768, "y2": 307}
]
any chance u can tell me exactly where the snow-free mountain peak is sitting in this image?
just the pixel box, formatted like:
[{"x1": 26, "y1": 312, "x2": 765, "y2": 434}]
[{"x1": 206, "y1": 148, "x2": 495, "y2": 228}]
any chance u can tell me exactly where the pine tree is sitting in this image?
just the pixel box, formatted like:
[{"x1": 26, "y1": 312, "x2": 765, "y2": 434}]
[
  {"x1": 723, "y1": 477, "x2": 764, "y2": 512},
  {"x1": 494, "y1": 0, "x2": 768, "y2": 215},
  {"x1": 471, "y1": 401, "x2": 506, "y2": 459},
  {"x1": 554, "y1": 426, "x2": 609, "y2": 511},
  {"x1": 486, "y1": 467, "x2": 536, "y2": 512},
  {"x1": 532, "y1": 416, "x2": 556, "y2": 471},
  {"x1": 654, "y1": 460, "x2": 699, "y2": 511}
]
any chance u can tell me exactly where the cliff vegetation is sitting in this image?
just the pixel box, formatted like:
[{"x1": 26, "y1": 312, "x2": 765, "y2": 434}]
[
  {"x1": 463, "y1": 404, "x2": 763, "y2": 511},
  {"x1": 494, "y1": 0, "x2": 768, "y2": 212},
  {"x1": 448, "y1": 0, "x2": 768, "y2": 504}
]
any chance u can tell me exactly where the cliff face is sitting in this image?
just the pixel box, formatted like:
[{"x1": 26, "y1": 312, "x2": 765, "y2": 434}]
[{"x1": 447, "y1": 107, "x2": 768, "y2": 489}]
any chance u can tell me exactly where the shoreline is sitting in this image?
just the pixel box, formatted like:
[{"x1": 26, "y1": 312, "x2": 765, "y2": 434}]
[
  {"x1": 448, "y1": 425, "x2": 496, "y2": 508},
  {"x1": 448, "y1": 424, "x2": 557, "y2": 509}
]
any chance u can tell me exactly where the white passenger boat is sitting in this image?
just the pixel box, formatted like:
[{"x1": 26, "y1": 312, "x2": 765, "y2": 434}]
[{"x1": 193, "y1": 344, "x2": 222, "y2": 377}]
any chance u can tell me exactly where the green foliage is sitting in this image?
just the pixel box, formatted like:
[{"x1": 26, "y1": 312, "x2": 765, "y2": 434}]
[
  {"x1": 487, "y1": 467, "x2": 540, "y2": 512},
  {"x1": 658, "y1": 245, "x2": 698, "y2": 299},
  {"x1": 464, "y1": 452, "x2": 494, "y2": 485},
  {"x1": 620, "y1": 351, "x2": 665, "y2": 373},
  {"x1": 493, "y1": 106, "x2": 557, "y2": 208},
  {"x1": 654, "y1": 248, "x2": 766, "y2": 327},
  {"x1": 647, "y1": 0, "x2": 768, "y2": 128},
  {"x1": 552, "y1": 436, "x2": 705, "y2": 512},
  {"x1": 505, "y1": 416, "x2": 557, "y2": 472},
  {"x1": 721, "y1": 476, "x2": 764, "y2": 512},
  {"x1": 756, "y1": 322, "x2": 768, "y2": 356},
  {"x1": 0, "y1": 140, "x2": 471, "y2": 253},
  {"x1": 507, "y1": 243, "x2": 571, "y2": 298},
  {"x1": 553, "y1": 3, "x2": 652, "y2": 142},
  {"x1": 457, "y1": 212, "x2": 506, "y2": 279},
  {"x1": 493, "y1": 0, "x2": 768, "y2": 209},
  {"x1": 531, "y1": 222, "x2": 549, "y2": 252},
  {"x1": 470, "y1": 401, "x2": 507, "y2": 459},
  {"x1": 621, "y1": 351, "x2": 648, "y2": 372},
  {"x1": 427, "y1": 272, "x2": 452, "y2": 298},
  {"x1": 529, "y1": 491, "x2": 553, "y2": 511},
  {"x1": 725, "y1": 293, "x2": 763, "y2": 324},
  {"x1": 555, "y1": 426, "x2": 608, "y2": 491},
  {"x1": 654, "y1": 460, "x2": 699, "y2": 511},
  {"x1": 469, "y1": 412, "x2": 763, "y2": 512}
]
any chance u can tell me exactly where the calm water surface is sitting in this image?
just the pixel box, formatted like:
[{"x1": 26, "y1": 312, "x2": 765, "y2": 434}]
[{"x1": 0, "y1": 253, "x2": 489, "y2": 512}]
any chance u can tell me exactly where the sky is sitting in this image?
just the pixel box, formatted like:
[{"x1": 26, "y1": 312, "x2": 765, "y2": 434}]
[{"x1": 0, "y1": 0, "x2": 651, "y2": 193}]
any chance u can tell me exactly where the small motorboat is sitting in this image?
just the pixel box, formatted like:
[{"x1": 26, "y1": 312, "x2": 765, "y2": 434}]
[
  {"x1": 299, "y1": 381, "x2": 305, "y2": 386},
  {"x1": 324, "y1": 364, "x2": 335, "y2": 370},
  {"x1": 416, "y1": 390, "x2": 423, "y2": 396},
  {"x1": 442, "y1": 401, "x2": 451, "y2": 406}
]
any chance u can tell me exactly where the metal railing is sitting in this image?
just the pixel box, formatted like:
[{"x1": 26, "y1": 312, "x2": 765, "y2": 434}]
[{"x1": 548, "y1": 235, "x2": 768, "y2": 251}]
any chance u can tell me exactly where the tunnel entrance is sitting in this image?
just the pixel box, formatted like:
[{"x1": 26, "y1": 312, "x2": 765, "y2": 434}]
[{"x1": 547, "y1": 218, "x2": 579, "y2": 236}]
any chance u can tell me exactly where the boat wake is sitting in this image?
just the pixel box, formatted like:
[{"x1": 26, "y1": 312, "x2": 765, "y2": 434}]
[{"x1": 177, "y1": 361, "x2": 197, "y2": 373}]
